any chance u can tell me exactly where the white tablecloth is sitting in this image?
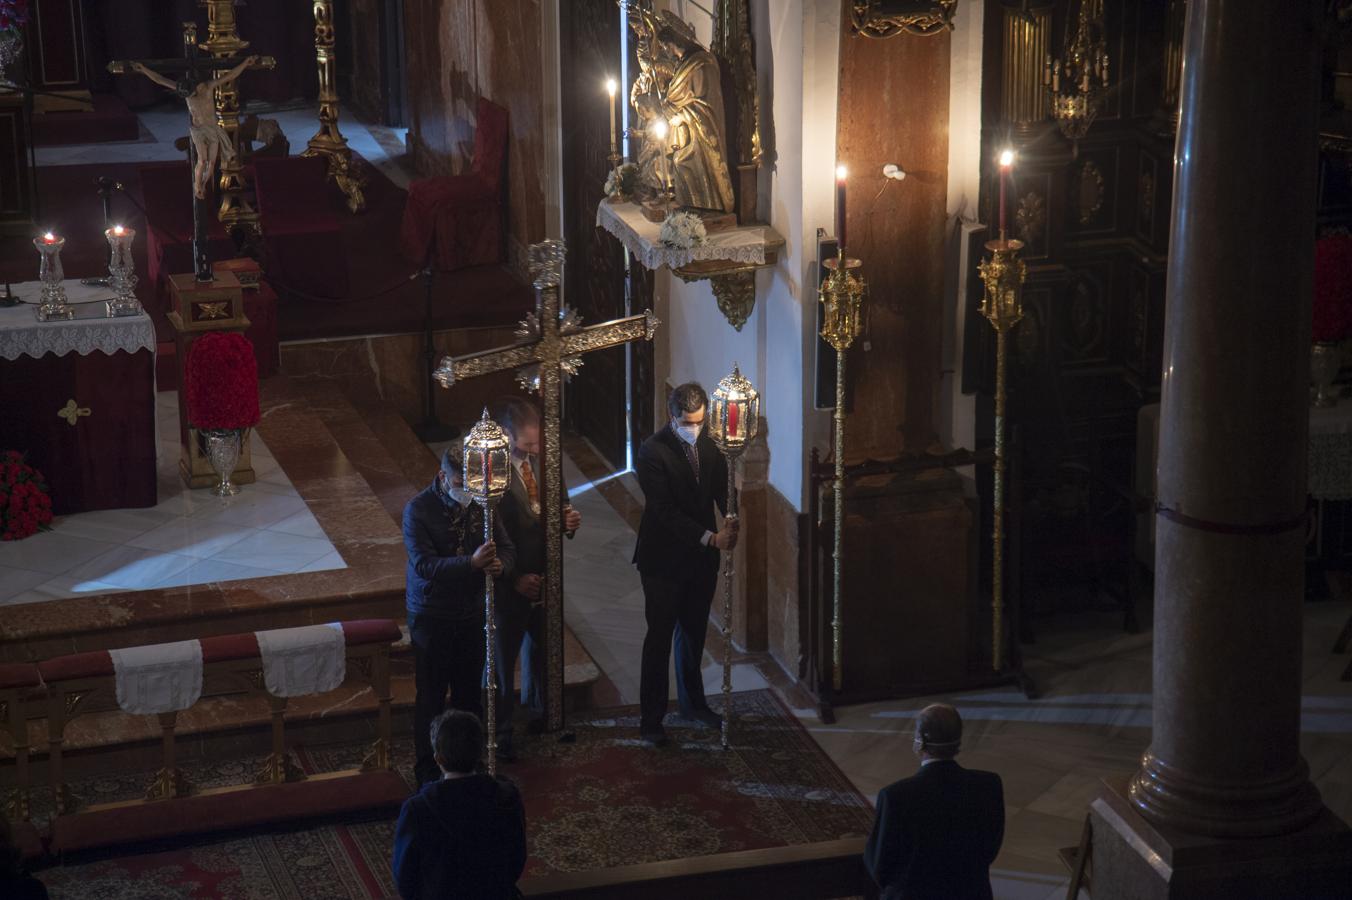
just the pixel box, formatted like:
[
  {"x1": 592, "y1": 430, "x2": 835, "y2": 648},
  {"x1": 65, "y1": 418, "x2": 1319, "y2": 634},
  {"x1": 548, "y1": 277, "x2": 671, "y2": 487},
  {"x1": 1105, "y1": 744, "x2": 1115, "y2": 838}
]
[
  {"x1": 0, "y1": 279, "x2": 155, "y2": 361},
  {"x1": 595, "y1": 200, "x2": 783, "y2": 271}
]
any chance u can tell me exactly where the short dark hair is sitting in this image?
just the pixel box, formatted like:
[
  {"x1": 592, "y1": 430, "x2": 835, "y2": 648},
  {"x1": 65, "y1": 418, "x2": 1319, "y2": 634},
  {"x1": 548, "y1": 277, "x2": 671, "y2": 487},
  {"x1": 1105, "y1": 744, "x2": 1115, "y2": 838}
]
[
  {"x1": 491, "y1": 396, "x2": 540, "y2": 440},
  {"x1": 431, "y1": 709, "x2": 483, "y2": 774},
  {"x1": 440, "y1": 444, "x2": 464, "y2": 478},
  {"x1": 668, "y1": 382, "x2": 708, "y2": 419},
  {"x1": 915, "y1": 703, "x2": 962, "y2": 759}
]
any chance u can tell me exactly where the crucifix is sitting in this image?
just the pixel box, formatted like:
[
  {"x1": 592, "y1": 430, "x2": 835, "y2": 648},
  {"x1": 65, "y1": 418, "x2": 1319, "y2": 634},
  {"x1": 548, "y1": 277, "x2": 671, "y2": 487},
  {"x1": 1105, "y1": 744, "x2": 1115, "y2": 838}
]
[
  {"x1": 434, "y1": 239, "x2": 660, "y2": 731},
  {"x1": 108, "y1": 23, "x2": 274, "y2": 282}
]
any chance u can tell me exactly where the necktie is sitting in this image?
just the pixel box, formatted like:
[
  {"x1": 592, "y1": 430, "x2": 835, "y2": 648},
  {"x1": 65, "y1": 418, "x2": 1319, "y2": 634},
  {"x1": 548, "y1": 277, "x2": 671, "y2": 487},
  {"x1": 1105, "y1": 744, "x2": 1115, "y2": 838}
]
[
  {"x1": 519, "y1": 458, "x2": 541, "y2": 513},
  {"x1": 682, "y1": 439, "x2": 700, "y2": 484}
]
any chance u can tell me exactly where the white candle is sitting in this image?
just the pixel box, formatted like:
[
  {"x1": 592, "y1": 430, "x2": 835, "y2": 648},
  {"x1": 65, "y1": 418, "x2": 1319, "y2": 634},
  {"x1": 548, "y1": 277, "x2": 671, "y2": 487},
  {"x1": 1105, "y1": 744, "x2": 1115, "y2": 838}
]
[{"x1": 606, "y1": 78, "x2": 618, "y2": 157}]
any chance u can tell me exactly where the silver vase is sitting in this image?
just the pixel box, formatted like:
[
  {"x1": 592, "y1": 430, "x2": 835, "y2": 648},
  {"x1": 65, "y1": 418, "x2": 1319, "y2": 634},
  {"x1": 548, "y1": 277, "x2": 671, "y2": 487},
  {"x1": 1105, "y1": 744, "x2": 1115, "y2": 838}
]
[
  {"x1": 1311, "y1": 341, "x2": 1342, "y2": 408},
  {"x1": 203, "y1": 429, "x2": 244, "y2": 496}
]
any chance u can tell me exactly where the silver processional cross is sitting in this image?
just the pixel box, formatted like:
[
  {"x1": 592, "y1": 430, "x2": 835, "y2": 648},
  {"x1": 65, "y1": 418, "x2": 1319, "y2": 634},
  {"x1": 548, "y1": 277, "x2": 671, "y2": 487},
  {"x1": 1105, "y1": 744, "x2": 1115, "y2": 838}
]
[{"x1": 434, "y1": 239, "x2": 659, "y2": 731}]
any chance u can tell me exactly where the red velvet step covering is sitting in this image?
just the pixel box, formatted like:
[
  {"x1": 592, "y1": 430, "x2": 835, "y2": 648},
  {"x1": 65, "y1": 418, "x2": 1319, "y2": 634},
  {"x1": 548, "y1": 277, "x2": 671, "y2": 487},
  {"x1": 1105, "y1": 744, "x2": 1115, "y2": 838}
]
[
  {"x1": 0, "y1": 662, "x2": 40, "y2": 690},
  {"x1": 253, "y1": 155, "x2": 351, "y2": 300}
]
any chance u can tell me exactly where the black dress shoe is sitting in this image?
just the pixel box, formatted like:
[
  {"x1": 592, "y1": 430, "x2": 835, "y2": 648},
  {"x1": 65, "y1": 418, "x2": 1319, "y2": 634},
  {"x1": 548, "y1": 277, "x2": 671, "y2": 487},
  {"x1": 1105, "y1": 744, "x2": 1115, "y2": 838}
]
[
  {"x1": 682, "y1": 707, "x2": 722, "y2": 730},
  {"x1": 639, "y1": 726, "x2": 670, "y2": 747}
]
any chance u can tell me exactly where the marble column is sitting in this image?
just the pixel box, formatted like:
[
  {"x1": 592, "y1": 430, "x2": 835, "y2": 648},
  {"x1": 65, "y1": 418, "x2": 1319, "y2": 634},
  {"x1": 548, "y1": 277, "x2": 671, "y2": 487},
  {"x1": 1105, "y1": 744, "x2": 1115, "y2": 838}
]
[{"x1": 1089, "y1": 2, "x2": 1352, "y2": 896}]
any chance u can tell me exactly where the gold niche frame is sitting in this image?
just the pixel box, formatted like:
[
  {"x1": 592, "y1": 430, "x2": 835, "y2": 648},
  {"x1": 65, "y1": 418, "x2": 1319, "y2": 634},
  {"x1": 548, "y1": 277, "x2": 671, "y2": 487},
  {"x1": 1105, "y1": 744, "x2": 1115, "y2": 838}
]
[{"x1": 851, "y1": 0, "x2": 959, "y2": 38}]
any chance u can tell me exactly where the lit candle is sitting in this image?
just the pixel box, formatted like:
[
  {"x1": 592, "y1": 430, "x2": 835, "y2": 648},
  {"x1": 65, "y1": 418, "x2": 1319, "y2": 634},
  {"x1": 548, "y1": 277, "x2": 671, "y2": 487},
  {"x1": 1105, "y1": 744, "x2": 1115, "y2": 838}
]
[
  {"x1": 41, "y1": 231, "x2": 57, "y2": 244},
  {"x1": 112, "y1": 224, "x2": 125, "y2": 237},
  {"x1": 998, "y1": 149, "x2": 1014, "y2": 241},
  {"x1": 836, "y1": 165, "x2": 848, "y2": 250},
  {"x1": 606, "y1": 78, "x2": 618, "y2": 158},
  {"x1": 653, "y1": 119, "x2": 671, "y2": 203},
  {"x1": 1052, "y1": 60, "x2": 1060, "y2": 93}
]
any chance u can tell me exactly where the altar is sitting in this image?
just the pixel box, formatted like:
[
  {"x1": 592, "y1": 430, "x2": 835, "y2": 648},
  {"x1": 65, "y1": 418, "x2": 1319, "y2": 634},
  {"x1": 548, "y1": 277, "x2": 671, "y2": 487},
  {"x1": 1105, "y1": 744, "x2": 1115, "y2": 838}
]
[{"x1": 0, "y1": 281, "x2": 157, "y2": 515}]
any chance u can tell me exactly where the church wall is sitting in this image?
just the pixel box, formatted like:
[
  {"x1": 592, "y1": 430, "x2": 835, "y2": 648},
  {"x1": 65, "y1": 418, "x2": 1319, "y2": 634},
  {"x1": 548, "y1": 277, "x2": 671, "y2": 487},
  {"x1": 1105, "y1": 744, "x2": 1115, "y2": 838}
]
[{"x1": 402, "y1": 0, "x2": 547, "y2": 272}]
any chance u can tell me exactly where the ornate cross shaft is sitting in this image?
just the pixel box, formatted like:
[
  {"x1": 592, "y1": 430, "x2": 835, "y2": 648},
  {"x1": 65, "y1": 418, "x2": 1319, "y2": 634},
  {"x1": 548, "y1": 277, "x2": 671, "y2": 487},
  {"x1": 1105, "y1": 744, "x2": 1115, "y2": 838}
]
[{"x1": 434, "y1": 239, "x2": 659, "y2": 731}]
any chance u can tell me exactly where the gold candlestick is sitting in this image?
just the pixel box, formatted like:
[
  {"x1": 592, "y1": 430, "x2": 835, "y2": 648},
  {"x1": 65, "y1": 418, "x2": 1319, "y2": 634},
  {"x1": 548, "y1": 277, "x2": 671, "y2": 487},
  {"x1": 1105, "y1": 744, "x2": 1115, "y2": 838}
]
[
  {"x1": 303, "y1": 0, "x2": 365, "y2": 213},
  {"x1": 977, "y1": 238, "x2": 1026, "y2": 672},
  {"x1": 818, "y1": 248, "x2": 866, "y2": 692}
]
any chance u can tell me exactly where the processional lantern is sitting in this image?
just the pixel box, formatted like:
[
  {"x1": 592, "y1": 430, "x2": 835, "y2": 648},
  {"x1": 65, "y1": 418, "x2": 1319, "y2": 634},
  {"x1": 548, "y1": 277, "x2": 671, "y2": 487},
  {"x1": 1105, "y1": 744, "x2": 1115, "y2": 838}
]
[
  {"x1": 462, "y1": 407, "x2": 511, "y2": 775},
  {"x1": 709, "y1": 364, "x2": 761, "y2": 455},
  {"x1": 463, "y1": 409, "x2": 512, "y2": 506},
  {"x1": 709, "y1": 363, "x2": 761, "y2": 750}
]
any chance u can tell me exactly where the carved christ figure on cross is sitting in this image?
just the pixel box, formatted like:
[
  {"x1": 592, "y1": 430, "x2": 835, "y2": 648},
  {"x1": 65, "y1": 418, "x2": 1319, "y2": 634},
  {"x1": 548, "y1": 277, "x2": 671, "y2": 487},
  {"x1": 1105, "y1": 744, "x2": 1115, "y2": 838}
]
[{"x1": 128, "y1": 55, "x2": 261, "y2": 200}]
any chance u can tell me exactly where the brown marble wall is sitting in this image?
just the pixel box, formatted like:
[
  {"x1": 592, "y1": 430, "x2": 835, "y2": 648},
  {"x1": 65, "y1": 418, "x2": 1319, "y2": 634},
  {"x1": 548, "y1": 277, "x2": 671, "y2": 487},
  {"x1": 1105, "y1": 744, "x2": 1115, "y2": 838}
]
[
  {"x1": 403, "y1": 0, "x2": 547, "y2": 265},
  {"x1": 836, "y1": 19, "x2": 951, "y2": 459},
  {"x1": 280, "y1": 326, "x2": 523, "y2": 430}
]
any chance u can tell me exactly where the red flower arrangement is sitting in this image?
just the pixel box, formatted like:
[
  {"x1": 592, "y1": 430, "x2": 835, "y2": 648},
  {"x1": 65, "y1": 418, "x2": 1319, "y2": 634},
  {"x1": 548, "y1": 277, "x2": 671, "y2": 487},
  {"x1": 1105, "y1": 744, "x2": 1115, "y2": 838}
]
[
  {"x1": 185, "y1": 332, "x2": 260, "y2": 431},
  {"x1": 0, "y1": 451, "x2": 53, "y2": 541},
  {"x1": 1313, "y1": 235, "x2": 1352, "y2": 343}
]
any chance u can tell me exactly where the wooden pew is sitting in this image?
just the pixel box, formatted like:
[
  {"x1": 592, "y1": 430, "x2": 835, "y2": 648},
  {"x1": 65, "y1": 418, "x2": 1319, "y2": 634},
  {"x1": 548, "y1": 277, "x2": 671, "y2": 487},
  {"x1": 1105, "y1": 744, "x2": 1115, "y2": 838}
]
[
  {"x1": 36, "y1": 619, "x2": 407, "y2": 856},
  {"x1": 519, "y1": 837, "x2": 877, "y2": 900}
]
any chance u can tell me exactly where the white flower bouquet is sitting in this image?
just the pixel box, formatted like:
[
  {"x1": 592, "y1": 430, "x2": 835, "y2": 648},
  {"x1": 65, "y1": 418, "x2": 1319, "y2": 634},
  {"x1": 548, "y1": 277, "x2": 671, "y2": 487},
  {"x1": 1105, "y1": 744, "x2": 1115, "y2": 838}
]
[
  {"x1": 604, "y1": 163, "x2": 639, "y2": 200},
  {"x1": 658, "y1": 210, "x2": 708, "y2": 250}
]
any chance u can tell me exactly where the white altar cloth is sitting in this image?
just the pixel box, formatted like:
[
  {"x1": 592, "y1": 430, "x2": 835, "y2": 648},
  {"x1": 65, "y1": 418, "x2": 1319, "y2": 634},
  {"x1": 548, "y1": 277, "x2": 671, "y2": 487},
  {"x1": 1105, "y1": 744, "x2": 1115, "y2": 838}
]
[
  {"x1": 595, "y1": 200, "x2": 783, "y2": 271},
  {"x1": 0, "y1": 280, "x2": 155, "y2": 362}
]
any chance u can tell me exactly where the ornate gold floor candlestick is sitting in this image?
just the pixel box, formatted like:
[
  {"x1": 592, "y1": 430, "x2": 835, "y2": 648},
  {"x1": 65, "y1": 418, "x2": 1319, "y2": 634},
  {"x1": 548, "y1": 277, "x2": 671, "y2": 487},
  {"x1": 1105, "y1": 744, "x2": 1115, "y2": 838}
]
[
  {"x1": 303, "y1": 0, "x2": 365, "y2": 212},
  {"x1": 709, "y1": 364, "x2": 761, "y2": 750},
  {"x1": 977, "y1": 238, "x2": 1026, "y2": 671},
  {"x1": 201, "y1": 0, "x2": 259, "y2": 237},
  {"x1": 464, "y1": 410, "x2": 511, "y2": 775},
  {"x1": 818, "y1": 249, "x2": 866, "y2": 691}
]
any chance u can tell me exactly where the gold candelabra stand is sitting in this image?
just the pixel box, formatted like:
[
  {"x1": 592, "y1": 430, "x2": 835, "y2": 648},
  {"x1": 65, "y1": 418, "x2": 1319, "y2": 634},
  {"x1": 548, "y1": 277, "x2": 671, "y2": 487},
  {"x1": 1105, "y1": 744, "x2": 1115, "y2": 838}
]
[
  {"x1": 200, "y1": 0, "x2": 259, "y2": 237},
  {"x1": 818, "y1": 248, "x2": 866, "y2": 692},
  {"x1": 977, "y1": 238, "x2": 1026, "y2": 672},
  {"x1": 303, "y1": 0, "x2": 365, "y2": 213}
]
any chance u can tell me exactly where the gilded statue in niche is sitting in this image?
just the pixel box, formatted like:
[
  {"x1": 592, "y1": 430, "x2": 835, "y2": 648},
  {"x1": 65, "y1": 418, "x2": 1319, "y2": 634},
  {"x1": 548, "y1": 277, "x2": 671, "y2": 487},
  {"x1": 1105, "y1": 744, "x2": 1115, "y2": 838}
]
[{"x1": 625, "y1": 3, "x2": 736, "y2": 214}]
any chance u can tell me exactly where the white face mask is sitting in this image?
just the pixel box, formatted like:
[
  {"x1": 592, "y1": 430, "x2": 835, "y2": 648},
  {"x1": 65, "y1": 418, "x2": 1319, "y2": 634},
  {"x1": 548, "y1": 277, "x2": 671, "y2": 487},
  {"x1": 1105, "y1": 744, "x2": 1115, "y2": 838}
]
[
  {"x1": 674, "y1": 420, "x2": 702, "y2": 445},
  {"x1": 439, "y1": 473, "x2": 474, "y2": 508}
]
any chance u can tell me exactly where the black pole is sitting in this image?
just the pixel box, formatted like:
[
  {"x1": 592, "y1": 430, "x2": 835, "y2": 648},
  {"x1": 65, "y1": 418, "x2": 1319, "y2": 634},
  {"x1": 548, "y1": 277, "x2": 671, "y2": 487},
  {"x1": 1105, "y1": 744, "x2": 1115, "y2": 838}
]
[
  {"x1": 413, "y1": 264, "x2": 459, "y2": 443},
  {"x1": 190, "y1": 141, "x2": 211, "y2": 282}
]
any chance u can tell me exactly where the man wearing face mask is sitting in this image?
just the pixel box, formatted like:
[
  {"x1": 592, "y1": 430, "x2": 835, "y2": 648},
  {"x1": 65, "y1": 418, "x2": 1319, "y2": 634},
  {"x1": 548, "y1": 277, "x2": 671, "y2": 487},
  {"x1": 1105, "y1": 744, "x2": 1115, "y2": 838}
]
[
  {"x1": 863, "y1": 703, "x2": 1005, "y2": 900},
  {"x1": 403, "y1": 446, "x2": 517, "y2": 787},
  {"x1": 633, "y1": 382, "x2": 739, "y2": 746}
]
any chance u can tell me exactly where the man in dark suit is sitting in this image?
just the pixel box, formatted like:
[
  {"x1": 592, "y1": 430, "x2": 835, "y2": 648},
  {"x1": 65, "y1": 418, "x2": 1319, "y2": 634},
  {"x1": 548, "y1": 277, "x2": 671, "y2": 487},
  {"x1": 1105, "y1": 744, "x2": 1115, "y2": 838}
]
[
  {"x1": 864, "y1": 704, "x2": 1005, "y2": 900},
  {"x1": 488, "y1": 396, "x2": 582, "y2": 762},
  {"x1": 634, "y1": 382, "x2": 739, "y2": 746},
  {"x1": 403, "y1": 448, "x2": 516, "y2": 787},
  {"x1": 392, "y1": 710, "x2": 527, "y2": 899}
]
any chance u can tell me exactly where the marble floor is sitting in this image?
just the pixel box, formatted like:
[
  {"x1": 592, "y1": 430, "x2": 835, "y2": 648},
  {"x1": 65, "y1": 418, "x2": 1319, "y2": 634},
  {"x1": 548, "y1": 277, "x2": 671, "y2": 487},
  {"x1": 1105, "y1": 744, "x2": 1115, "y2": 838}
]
[
  {"x1": 35, "y1": 101, "x2": 413, "y2": 189},
  {"x1": 473, "y1": 439, "x2": 1352, "y2": 900},
  {"x1": 0, "y1": 391, "x2": 344, "y2": 605}
]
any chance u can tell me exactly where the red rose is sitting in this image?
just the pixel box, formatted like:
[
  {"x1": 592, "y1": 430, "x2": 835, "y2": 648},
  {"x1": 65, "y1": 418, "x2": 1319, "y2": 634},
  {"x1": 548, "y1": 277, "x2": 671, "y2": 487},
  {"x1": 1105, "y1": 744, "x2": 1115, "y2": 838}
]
[{"x1": 185, "y1": 332, "x2": 260, "y2": 430}]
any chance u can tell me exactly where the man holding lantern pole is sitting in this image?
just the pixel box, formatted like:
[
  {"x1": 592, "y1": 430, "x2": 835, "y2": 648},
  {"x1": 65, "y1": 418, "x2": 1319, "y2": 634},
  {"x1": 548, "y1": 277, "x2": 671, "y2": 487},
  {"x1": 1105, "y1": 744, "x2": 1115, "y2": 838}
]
[{"x1": 634, "y1": 383, "x2": 739, "y2": 747}]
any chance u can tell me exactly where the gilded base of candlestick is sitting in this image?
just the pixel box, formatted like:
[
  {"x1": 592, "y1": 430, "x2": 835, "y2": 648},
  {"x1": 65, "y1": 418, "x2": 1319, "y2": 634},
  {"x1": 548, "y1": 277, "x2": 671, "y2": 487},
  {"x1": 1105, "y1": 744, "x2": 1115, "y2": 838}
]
[
  {"x1": 303, "y1": 145, "x2": 366, "y2": 214},
  {"x1": 977, "y1": 238, "x2": 1025, "y2": 673}
]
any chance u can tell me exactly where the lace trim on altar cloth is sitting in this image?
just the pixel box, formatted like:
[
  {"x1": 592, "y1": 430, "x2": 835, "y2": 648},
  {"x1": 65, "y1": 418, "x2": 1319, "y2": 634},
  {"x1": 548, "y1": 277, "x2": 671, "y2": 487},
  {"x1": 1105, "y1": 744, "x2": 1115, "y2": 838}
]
[
  {"x1": 0, "y1": 280, "x2": 156, "y2": 361},
  {"x1": 595, "y1": 201, "x2": 780, "y2": 271}
]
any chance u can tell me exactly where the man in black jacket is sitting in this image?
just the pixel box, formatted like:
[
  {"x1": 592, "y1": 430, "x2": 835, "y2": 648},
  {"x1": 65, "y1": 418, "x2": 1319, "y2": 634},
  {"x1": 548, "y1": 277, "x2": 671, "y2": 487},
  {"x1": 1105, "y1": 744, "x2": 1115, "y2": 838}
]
[
  {"x1": 864, "y1": 704, "x2": 1005, "y2": 900},
  {"x1": 403, "y1": 448, "x2": 516, "y2": 787},
  {"x1": 488, "y1": 396, "x2": 582, "y2": 762},
  {"x1": 633, "y1": 382, "x2": 739, "y2": 746},
  {"x1": 392, "y1": 710, "x2": 527, "y2": 899}
]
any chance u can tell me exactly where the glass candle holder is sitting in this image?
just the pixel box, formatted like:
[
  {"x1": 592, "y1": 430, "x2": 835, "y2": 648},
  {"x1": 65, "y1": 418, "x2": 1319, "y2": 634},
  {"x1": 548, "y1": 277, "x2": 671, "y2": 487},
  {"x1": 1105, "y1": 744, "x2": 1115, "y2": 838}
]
[
  {"x1": 105, "y1": 225, "x2": 142, "y2": 317},
  {"x1": 34, "y1": 232, "x2": 74, "y2": 322}
]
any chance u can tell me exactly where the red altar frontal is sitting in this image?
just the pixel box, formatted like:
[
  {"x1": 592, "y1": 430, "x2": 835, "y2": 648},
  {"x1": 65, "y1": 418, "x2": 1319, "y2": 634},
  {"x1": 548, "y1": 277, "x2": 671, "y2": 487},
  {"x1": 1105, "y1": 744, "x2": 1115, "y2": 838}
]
[{"x1": 0, "y1": 282, "x2": 156, "y2": 516}]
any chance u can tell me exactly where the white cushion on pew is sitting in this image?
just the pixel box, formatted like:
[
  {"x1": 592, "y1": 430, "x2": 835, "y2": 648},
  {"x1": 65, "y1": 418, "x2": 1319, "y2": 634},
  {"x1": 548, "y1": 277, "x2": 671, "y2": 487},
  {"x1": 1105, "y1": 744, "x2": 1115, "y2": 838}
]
[
  {"x1": 255, "y1": 623, "x2": 346, "y2": 698},
  {"x1": 109, "y1": 639, "x2": 204, "y2": 715}
]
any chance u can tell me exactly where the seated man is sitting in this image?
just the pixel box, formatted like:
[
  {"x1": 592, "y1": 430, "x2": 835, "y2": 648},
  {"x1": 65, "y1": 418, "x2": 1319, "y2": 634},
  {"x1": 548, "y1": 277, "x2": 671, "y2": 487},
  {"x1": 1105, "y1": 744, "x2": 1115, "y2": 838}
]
[
  {"x1": 392, "y1": 710, "x2": 527, "y2": 900},
  {"x1": 864, "y1": 704, "x2": 1005, "y2": 900}
]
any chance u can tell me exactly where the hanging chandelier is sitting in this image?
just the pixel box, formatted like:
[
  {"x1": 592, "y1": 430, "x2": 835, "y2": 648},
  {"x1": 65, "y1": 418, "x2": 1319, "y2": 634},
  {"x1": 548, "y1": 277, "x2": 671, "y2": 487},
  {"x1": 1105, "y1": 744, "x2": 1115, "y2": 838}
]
[{"x1": 1042, "y1": 0, "x2": 1110, "y2": 140}]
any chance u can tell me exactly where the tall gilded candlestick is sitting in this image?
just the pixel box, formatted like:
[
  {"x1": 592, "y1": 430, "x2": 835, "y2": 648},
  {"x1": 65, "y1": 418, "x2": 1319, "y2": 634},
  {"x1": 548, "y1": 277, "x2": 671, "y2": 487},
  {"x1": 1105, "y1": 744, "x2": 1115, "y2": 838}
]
[
  {"x1": 34, "y1": 232, "x2": 74, "y2": 322},
  {"x1": 977, "y1": 237, "x2": 1026, "y2": 672},
  {"x1": 818, "y1": 248, "x2": 867, "y2": 692},
  {"x1": 105, "y1": 225, "x2": 142, "y2": 317},
  {"x1": 708, "y1": 364, "x2": 761, "y2": 750},
  {"x1": 463, "y1": 409, "x2": 512, "y2": 776}
]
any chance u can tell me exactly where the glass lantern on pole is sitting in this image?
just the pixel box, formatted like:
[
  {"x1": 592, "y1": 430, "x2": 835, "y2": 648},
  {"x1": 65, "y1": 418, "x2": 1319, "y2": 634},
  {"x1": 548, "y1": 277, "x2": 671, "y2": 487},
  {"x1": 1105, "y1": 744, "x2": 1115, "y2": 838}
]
[
  {"x1": 462, "y1": 408, "x2": 512, "y2": 774},
  {"x1": 708, "y1": 363, "x2": 761, "y2": 750}
]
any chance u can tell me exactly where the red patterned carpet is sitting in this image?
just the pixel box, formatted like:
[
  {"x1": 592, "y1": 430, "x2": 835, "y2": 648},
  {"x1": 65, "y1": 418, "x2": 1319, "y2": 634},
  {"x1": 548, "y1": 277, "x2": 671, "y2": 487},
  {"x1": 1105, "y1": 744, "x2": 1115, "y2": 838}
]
[{"x1": 34, "y1": 690, "x2": 872, "y2": 898}]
